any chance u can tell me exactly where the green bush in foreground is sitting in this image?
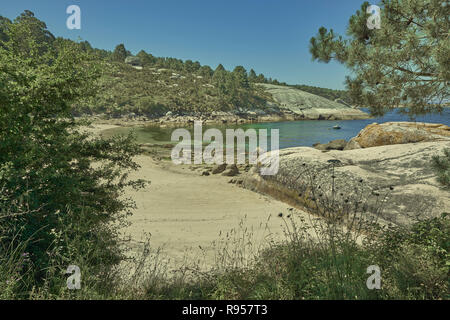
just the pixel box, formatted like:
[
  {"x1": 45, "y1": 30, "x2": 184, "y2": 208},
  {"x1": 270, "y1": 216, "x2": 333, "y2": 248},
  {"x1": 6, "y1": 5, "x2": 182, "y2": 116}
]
[
  {"x1": 140, "y1": 214, "x2": 449, "y2": 300},
  {"x1": 20, "y1": 213, "x2": 444, "y2": 300},
  {"x1": 0, "y1": 11, "x2": 145, "y2": 298}
]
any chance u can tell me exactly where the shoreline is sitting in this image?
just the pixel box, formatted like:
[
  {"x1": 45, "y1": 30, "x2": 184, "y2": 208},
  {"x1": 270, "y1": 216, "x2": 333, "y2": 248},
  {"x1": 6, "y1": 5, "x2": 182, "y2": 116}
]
[
  {"x1": 83, "y1": 123, "x2": 315, "y2": 271},
  {"x1": 77, "y1": 109, "x2": 373, "y2": 128}
]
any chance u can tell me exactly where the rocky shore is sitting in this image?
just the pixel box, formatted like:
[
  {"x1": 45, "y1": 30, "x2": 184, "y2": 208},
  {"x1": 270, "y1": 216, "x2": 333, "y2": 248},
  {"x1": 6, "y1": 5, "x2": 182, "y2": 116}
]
[
  {"x1": 82, "y1": 83, "x2": 370, "y2": 127},
  {"x1": 313, "y1": 122, "x2": 450, "y2": 151},
  {"x1": 244, "y1": 122, "x2": 450, "y2": 227}
]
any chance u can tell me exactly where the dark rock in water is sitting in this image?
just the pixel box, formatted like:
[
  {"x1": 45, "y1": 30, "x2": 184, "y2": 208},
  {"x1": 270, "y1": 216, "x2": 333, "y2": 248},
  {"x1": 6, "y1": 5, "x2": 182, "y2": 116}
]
[
  {"x1": 314, "y1": 139, "x2": 347, "y2": 151},
  {"x1": 222, "y1": 164, "x2": 239, "y2": 176},
  {"x1": 333, "y1": 125, "x2": 341, "y2": 130},
  {"x1": 212, "y1": 163, "x2": 227, "y2": 174}
]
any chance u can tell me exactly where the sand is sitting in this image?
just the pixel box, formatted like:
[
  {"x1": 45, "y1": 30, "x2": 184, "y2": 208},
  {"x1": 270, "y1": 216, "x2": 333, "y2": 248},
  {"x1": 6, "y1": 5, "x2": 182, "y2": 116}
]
[
  {"x1": 122, "y1": 156, "x2": 306, "y2": 270},
  {"x1": 82, "y1": 123, "x2": 312, "y2": 270}
]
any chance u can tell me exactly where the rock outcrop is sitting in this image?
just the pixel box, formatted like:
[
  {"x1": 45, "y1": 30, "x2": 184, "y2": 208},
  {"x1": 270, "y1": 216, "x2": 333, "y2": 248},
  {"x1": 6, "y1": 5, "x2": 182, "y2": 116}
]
[
  {"x1": 125, "y1": 56, "x2": 142, "y2": 66},
  {"x1": 258, "y1": 84, "x2": 369, "y2": 120},
  {"x1": 212, "y1": 163, "x2": 227, "y2": 174},
  {"x1": 245, "y1": 141, "x2": 450, "y2": 226},
  {"x1": 222, "y1": 164, "x2": 239, "y2": 177},
  {"x1": 313, "y1": 139, "x2": 347, "y2": 151},
  {"x1": 345, "y1": 122, "x2": 450, "y2": 150}
]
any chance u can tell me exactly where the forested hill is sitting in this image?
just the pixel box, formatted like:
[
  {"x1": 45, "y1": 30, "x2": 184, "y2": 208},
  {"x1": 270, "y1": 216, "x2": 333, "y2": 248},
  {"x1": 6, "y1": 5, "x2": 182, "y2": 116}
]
[{"x1": 0, "y1": 11, "x2": 351, "y2": 118}]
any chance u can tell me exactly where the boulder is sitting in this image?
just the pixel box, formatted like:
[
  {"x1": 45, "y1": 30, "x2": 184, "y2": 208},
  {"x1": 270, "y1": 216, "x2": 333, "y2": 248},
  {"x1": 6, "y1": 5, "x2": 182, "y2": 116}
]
[
  {"x1": 245, "y1": 141, "x2": 450, "y2": 226},
  {"x1": 222, "y1": 164, "x2": 239, "y2": 176},
  {"x1": 314, "y1": 139, "x2": 347, "y2": 151},
  {"x1": 348, "y1": 122, "x2": 450, "y2": 149},
  {"x1": 212, "y1": 163, "x2": 227, "y2": 174},
  {"x1": 344, "y1": 138, "x2": 362, "y2": 150}
]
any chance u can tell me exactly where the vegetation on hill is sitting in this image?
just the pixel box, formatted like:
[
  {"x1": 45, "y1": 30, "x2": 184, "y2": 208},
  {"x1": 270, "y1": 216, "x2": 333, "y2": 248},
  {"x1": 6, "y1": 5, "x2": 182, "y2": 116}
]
[{"x1": 0, "y1": 11, "x2": 352, "y2": 119}]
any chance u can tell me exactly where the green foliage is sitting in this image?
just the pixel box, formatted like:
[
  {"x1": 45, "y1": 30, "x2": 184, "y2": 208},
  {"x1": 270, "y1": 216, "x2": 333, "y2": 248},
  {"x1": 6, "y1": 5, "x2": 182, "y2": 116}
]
[
  {"x1": 310, "y1": 0, "x2": 449, "y2": 116},
  {"x1": 0, "y1": 11, "x2": 145, "y2": 297},
  {"x1": 112, "y1": 43, "x2": 128, "y2": 62},
  {"x1": 137, "y1": 50, "x2": 156, "y2": 66},
  {"x1": 232, "y1": 66, "x2": 249, "y2": 89},
  {"x1": 432, "y1": 148, "x2": 450, "y2": 187},
  {"x1": 290, "y1": 84, "x2": 352, "y2": 104}
]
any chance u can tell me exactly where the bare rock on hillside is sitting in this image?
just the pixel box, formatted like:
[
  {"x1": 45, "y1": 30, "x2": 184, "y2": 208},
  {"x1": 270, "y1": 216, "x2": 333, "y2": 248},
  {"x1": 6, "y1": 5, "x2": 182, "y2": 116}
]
[{"x1": 258, "y1": 83, "x2": 369, "y2": 120}]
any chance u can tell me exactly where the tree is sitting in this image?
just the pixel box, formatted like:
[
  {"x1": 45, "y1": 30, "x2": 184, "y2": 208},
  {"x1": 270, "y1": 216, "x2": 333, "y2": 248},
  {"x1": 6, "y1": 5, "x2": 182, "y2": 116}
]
[
  {"x1": 4, "y1": 10, "x2": 55, "y2": 56},
  {"x1": 215, "y1": 64, "x2": 226, "y2": 73},
  {"x1": 198, "y1": 65, "x2": 213, "y2": 78},
  {"x1": 184, "y1": 59, "x2": 200, "y2": 73},
  {"x1": 0, "y1": 16, "x2": 11, "y2": 43},
  {"x1": 79, "y1": 40, "x2": 93, "y2": 53},
  {"x1": 112, "y1": 43, "x2": 127, "y2": 62},
  {"x1": 248, "y1": 69, "x2": 257, "y2": 82},
  {"x1": 256, "y1": 73, "x2": 266, "y2": 83},
  {"x1": 0, "y1": 13, "x2": 144, "y2": 294},
  {"x1": 136, "y1": 50, "x2": 156, "y2": 66},
  {"x1": 309, "y1": 0, "x2": 449, "y2": 116},
  {"x1": 232, "y1": 66, "x2": 249, "y2": 89},
  {"x1": 213, "y1": 64, "x2": 231, "y2": 101}
]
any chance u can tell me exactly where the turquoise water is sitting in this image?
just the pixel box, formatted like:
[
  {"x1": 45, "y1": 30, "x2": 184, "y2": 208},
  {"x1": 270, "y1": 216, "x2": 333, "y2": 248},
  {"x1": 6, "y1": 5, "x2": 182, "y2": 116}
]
[{"x1": 103, "y1": 108, "x2": 450, "y2": 150}]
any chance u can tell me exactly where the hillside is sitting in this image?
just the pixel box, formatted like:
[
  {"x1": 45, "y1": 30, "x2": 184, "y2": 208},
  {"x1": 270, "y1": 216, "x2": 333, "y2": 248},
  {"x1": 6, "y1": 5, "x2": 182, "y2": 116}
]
[
  {"x1": 75, "y1": 62, "x2": 369, "y2": 121},
  {"x1": 74, "y1": 61, "x2": 274, "y2": 118},
  {"x1": 258, "y1": 84, "x2": 368, "y2": 120},
  {"x1": 0, "y1": 11, "x2": 362, "y2": 121}
]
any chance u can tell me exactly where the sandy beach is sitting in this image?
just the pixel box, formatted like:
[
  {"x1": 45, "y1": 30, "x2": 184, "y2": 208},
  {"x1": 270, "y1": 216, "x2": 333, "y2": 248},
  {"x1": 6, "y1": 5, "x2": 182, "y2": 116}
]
[{"x1": 86, "y1": 123, "x2": 311, "y2": 271}]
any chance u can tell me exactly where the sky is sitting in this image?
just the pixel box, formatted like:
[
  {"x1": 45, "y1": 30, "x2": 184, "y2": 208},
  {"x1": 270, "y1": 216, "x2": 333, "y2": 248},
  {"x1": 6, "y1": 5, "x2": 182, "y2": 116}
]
[{"x1": 1, "y1": 0, "x2": 373, "y2": 90}]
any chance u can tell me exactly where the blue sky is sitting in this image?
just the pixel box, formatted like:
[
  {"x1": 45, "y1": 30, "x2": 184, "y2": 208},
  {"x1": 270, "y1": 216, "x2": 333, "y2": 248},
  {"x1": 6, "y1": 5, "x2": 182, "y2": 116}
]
[{"x1": 1, "y1": 0, "x2": 371, "y2": 89}]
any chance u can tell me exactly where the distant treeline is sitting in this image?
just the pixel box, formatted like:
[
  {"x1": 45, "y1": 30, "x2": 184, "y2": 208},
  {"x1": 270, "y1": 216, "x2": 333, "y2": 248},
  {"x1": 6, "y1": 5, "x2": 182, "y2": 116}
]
[{"x1": 0, "y1": 11, "x2": 351, "y2": 118}]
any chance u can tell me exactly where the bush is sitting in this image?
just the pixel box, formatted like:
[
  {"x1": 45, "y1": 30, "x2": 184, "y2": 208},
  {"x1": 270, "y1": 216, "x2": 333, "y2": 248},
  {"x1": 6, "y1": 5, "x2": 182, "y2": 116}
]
[
  {"x1": 0, "y1": 13, "x2": 145, "y2": 298},
  {"x1": 432, "y1": 148, "x2": 450, "y2": 187}
]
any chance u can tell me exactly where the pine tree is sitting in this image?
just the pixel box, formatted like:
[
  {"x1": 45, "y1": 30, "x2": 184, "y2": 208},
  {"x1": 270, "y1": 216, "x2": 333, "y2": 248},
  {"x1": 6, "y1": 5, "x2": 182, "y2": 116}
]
[
  {"x1": 248, "y1": 69, "x2": 257, "y2": 82},
  {"x1": 232, "y1": 66, "x2": 249, "y2": 89},
  {"x1": 137, "y1": 50, "x2": 156, "y2": 66},
  {"x1": 309, "y1": 0, "x2": 449, "y2": 116},
  {"x1": 112, "y1": 43, "x2": 127, "y2": 62}
]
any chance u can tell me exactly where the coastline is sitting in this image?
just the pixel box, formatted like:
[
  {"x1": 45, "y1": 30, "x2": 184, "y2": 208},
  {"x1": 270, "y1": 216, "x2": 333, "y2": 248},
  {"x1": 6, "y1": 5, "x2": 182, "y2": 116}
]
[{"x1": 77, "y1": 108, "x2": 372, "y2": 129}]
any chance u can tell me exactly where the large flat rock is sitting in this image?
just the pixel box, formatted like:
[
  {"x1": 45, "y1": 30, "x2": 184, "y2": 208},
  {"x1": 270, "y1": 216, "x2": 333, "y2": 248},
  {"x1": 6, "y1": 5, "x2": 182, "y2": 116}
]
[
  {"x1": 346, "y1": 122, "x2": 450, "y2": 149},
  {"x1": 247, "y1": 141, "x2": 450, "y2": 226}
]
